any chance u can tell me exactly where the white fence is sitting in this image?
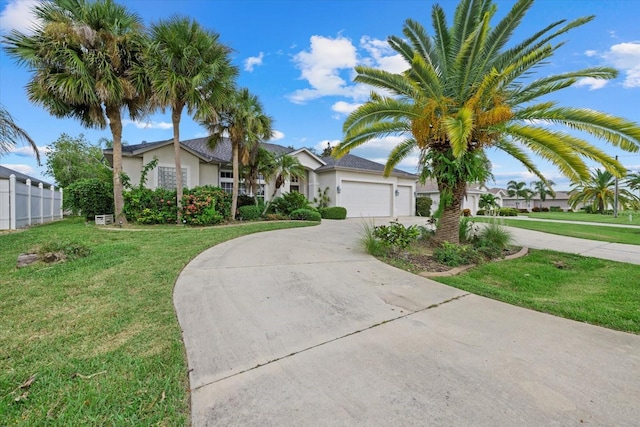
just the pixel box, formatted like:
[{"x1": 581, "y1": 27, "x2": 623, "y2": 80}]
[{"x1": 0, "y1": 174, "x2": 63, "y2": 230}]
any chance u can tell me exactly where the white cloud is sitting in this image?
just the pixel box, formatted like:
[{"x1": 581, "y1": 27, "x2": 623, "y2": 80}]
[
  {"x1": 359, "y1": 36, "x2": 408, "y2": 73},
  {"x1": 123, "y1": 119, "x2": 173, "y2": 130},
  {"x1": 0, "y1": 163, "x2": 35, "y2": 175},
  {"x1": 313, "y1": 139, "x2": 341, "y2": 153},
  {"x1": 575, "y1": 77, "x2": 609, "y2": 90},
  {"x1": 331, "y1": 101, "x2": 361, "y2": 116},
  {"x1": 244, "y1": 52, "x2": 264, "y2": 72},
  {"x1": 7, "y1": 145, "x2": 48, "y2": 158},
  {"x1": 584, "y1": 50, "x2": 597, "y2": 57},
  {"x1": 604, "y1": 42, "x2": 640, "y2": 88},
  {"x1": 0, "y1": 0, "x2": 40, "y2": 34},
  {"x1": 270, "y1": 130, "x2": 285, "y2": 141}
]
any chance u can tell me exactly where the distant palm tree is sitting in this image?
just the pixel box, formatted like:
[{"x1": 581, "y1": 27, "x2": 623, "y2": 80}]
[
  {"x1": 147, "y1": 16, "x2": 236, "y2": 221},
  {"x1": 200, "y1": 88, "x2": 272, "y2": 218},
  {"x1": 332, "y1": 0, "x2": 640, "y2": 243},
  {"x1": 478, "y1": 193, "x2": 498, "y2": 213},
  {"x1": 242, "y1": 146, "x2": 275, "y2": 203},
  {"x1": 507, "y1": 181, "x2": 528, "y2": 208},
  {"x1": 531, "y1": 180, "x2": 555, "y2": 209},
  {"x1": 569, "y1": 169, "x2": 638, "y2": 213},
  {"x1": 0, "y1": 104, "x2": 40, "y2": 164},
  {"x1": 3, "y1": 0, "x2": 148, "y2": 224},
  {"x1": 262, "y1": 154, "x2": 306, "y2": 215},
  {"x1": 627, "y1": 172, "x2": 640, "y2": 197}
]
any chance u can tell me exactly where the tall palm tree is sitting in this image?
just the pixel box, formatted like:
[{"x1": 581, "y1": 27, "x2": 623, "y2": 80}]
[
  {"x1": 531, "y1": 179, "x2": 555, "y2": 209},
  {"x1": 0, "y1": 104, "x2": 40, "y2": 164},
  {"x1": 3, "y1": 0, "x2": 148, "y2": 224},
  {"x1": 200, "y1": 88, "x2": 272, "y2": 219},
  {"x1": 332, "y1": 0, "x2": 640, "y2": 243},
  {"x1": 262, "y1": 154, "x2": 306, "y2": 215},
  {"x1": 147, "y1": 16, "x2": 236, "y2": 221},
  {"x1": 242, "y1": 146, "x2": 275, "y2": 203},
  {"x1": 507, "y1": 180, "x2": 527, "y2": 208},
  {"x1": 569, "y1": 169, "x2": 638, "y2": 213},
  {"x1": 478, "y1": 193, "x2": 498, "y2": 213}
]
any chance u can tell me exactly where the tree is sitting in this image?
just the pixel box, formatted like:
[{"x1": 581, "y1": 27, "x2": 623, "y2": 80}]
[
  {"x1": 569, "y1": 169, "x2": 638, "y2": 213},
  {"x1": 0, "y1": 104, "x2": 40, "y2": 164},
  {"x1": 531, "y1": 179, "x2": 555, "y2": 209},
  {"x1": 262, "y1": 154, "x2": 306, "y2": 215},
  {"x1": 200, "y1": 88, "x2": 272, "y2": 219},
  {"x1": 147, "y1": 16, "x2": 236, "y2": 222},
  {"x1": 332, "y1": 0, "x2": 640, "y2": 243},
  {"x1": 3, "y1": 0, "x2": 149, "y2": 225},
  {"x1": 478, "y1": 193, "x2": 498, "y2": 213},
  {"x1": 507, "y1": 180, "x2": 528, "y2": 208},
  {"x1": 242, "y1": 146, "x2": 275, "y2": 203},
  {"x1": 45, "y1": 133, "x2": 112, "y2": 187},
  {"x1": 627, "y1": 172, "x2": 640, "y2": 197}
]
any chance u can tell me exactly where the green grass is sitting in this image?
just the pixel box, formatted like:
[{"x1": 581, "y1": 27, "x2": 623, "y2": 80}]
[
  {"x1": 473, "y1": 217, "x2": 640, "y2": 245},
  {"x1": 435, "y1": 250, "x2": 640, "y2": 334},
  {"x1": 0, "y1": 217, "x2": 316, "y2": 425},
  {"x1": 527, "y1": 211, "x2": 640, "y2": 225}
]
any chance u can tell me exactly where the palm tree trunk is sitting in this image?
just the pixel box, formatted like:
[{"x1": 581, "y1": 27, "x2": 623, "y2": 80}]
[
  {"x1": 434, "y1": 180, "x2": 466, "y2": 244},
  {"x1": 106, "y1": 105, "x2": 127, "y2": 225},
  {"x1": 172, "y1": 107, "x2": 183, "y2": 223},
  {"x1": 231, "y1": 142, "x2": 239, "y2": 220}
]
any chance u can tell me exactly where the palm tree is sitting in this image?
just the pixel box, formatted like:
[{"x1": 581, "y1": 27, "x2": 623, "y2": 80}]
[
  {"x1": 507, "y1": 180, "x2": 527, "y2": 208},
  {"x1": 531, "y1": 179, "x2": 555, "y2": 209},
  {"x1": 3, "y1": 0, "x2": 148, "y2": 224},
  {"x1": 0, "y1": 104, "x2": 40, "y2": 164},
  {"x1": 262, "y1": 154, "x2": 306, "y2": 215},
  {"x1": 242, "y1": 146, "x2": 275, "y2": 203},
  {"x1": 147, "y1": 16, "x2": 236, "y2": 222},
  {"x1": 200, "y1": 88, "x2": 272, "y2": 219},
  {"x1": 627, "y1": 172, "x2": 640, "y2": 197},
  {"x1": 332, "y1": 0, "x2": 640, "y2": 243},
  {"x1": 569, "y1": 169, "x2": 638, "y2": 213},
  {"x1": 478, "y1": 193, "x2": 498, "y2": 213}
]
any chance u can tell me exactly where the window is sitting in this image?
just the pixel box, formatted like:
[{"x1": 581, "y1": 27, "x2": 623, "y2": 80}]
[
  {"x1": 220, "y1": 171, "x2": 233, "y2": 179},
  {"x1": 290, "y1": 176, "x2": 299, "y2": 183},
  {"x1": 158, "y1": 166, "x2": 187, "y2": 190}
]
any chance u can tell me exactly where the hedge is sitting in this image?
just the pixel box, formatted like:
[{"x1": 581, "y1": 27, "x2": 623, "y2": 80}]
[
  {"x1": 319, "y1": 206, "x2": 347, "y2": 219},
  {"x1": 238, "y1": 205, "x2": 262, "y2": 221},
  {"x1": 289, "y1": 208, "x2": 321, "y2": 221}
]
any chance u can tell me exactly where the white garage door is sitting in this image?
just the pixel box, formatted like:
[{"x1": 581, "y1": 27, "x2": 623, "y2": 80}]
[
  {"x1": 341, "y1": 181, "x2": 392, "y2": 217},
  {"x1": 396, "y1": 186, "x2": 412, "y2": 216}
]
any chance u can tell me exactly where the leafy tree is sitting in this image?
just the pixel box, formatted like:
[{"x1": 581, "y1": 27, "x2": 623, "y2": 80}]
[
  {"x1": 147, "y1": 16, "x2": 237, "y2": 222},
  {"x1": 3, "y1": 0, "x2": 149, "y2": 225},
  {"x1": 45, "y1": 133, "x2": 111, "y2": 187},
  {"x1": 321, "y1": 142, "x2": 333, "y2": 157},
  {"x1": 478, "y1": 193, "x2": 498, "y2": 213},
  {"x1": 0, "y1": 104, "x2": 40, "y2": 164},
  {"x1": 531, "y1": 179, "x2": 556, "y2": 209},
  {"x1": 332, "y1": 0, "x2": 640, "y2": 243},
  {"x1": 262, "y1": 154, "x2": 306, "y2": 215},
  {"x1": 569, "y1": 169, "x2": 638, "y2": 213},
  {"x1": 507, "y1": 180, "x2": 528, "y2": 208},
  {"x1": 64, "y1": 178, "x2": 114, "y2": 220},
  {"x1": 200, "y1": 88, "x2": 272, "y2": 218}
]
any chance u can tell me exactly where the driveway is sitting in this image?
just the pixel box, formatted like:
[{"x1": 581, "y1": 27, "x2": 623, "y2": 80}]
[{"x1": 174, "y1": 218, "x2": 640, "y2": 426}]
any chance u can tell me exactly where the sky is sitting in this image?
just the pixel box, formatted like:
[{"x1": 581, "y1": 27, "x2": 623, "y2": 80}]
[{"x1": 1, "y1": 0, "x2": 639, "y2": 190}]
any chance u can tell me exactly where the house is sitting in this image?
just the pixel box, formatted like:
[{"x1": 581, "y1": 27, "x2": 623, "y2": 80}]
[
  {"x1": 415, "y1": 181, "x2": 502, "y2": 215},
  {"x1": 103, "y1": 137, "x2": 418, "y2": 218},
  {"x1": 0, "y1": 165, "x2": 63, "y2": 230},
  {"x1": 501, "y1": 190, "x2": 576, "y2": 211}
]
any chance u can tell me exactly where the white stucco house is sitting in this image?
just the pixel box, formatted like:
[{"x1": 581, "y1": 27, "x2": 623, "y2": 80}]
[{"x1": 103, "y1": 137, "x2": 418, "y2": 218}]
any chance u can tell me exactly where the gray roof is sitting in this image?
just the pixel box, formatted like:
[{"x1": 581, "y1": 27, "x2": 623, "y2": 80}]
[
  {"x1": 317, "y1": 153, "x2": 417, "y2": 178},
  {"x1": 0, "y1": 165, "x2": 53, "y2": 187}
]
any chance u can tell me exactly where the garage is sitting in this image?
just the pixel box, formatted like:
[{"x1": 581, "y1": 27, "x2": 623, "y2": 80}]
[
  {"x1": 396, "y1": 185, "x2": 413, "y2": 216},
  {"x1": 340, "y1": 181, "x2": 392, "y2": 217}
]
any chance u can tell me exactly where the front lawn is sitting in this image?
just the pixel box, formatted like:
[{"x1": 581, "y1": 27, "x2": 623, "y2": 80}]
[
  {"x1": 0, "y1": 218, "x2": 315, "y2": 425},
  {"x1": 435, "y1": 250, "x2": 640, "y2": 334},
  {"x1": 526, "y1": 211, "x2": 640, "y2": 226}
]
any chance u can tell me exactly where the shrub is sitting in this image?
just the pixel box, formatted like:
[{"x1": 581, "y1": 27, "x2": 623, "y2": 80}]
[
  {"x1": 373, "y1": 221, "x2": 421, "y2": 251},
  {"x1": 238, "y1": 205, "x2": 262, "y2": 221},
  {"x1": 459, "y1": 216, "x2": 478, "y2": 243},
  {"x1": 187, "y1": 186, "x2": 231, "y2": 220},
  {"x1": 268, "y1": 192, "x2": 311, "y2": 215},
  {"x1": 64, "y1": 178, "x2": 114, "y2": 221},
  {"x1": 462, "y1": 208, "x2": 471, "y2": 217},
  {"x1": 237, "y1": 194, "x2": 256, "y2": 208},
  {"x1": 498, "y1": 207, "x2": 518, "y2": 216},
  {"x1": 360, "y1": 221, "x2": 386, "y2": 256},
  {"x1": 319, "y1": 206, "x2": 347, "y2": 219},
  {"x1": 518, "y1": 208, "x2": 529, "y2": 214},
  {"x1": 549, "y1": 206, "x2": 563, "y2": 212},
  {"x1": 531, "y1": 206, "x2": 541, "y2": 212},
  {"x1": 416, "y1": 196, "x2": 433, "y2": 216},
  {"x1": 289, "y1": 208, "x2": 321, "y2": 221},
  {"x1": 476, "y1": 222, "x2": 513, "y2": 250},
  {"x1": 124, "y1": 187, "x2": 177, "y2": 224},
  {"x1": 433, "y1": 242, "x2": 481, "y2": 267},
  {"x1": 313, "y1": 186, "x2": 331, "y2": 209},
  {"x1": 37, "y1": 239, "x2": 91, "y2": 261},
  {"x1": 541, "y1": 207, "x2": 550, "y2": 212},
  {"x1": 476, "y1": 209, "x2": 485, "y2": 216},
  {"x1": 582, "y1": 206, "x2": 593, "y2": 214},
  {"x1": 264, "y1": 213, "x2": 289, "y2": 221}
]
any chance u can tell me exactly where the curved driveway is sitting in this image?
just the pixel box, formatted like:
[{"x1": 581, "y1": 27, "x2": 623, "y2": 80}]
[{"x1": 174, "y1": 218, "x2": 640, "y2": 426}]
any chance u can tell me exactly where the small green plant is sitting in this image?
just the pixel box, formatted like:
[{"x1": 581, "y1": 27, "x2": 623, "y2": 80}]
[
  {"x1": 498, "y1": 207, "x2": 519, "y2": 216},
  {"x1": 476, "y1": 221, "x2": 513, "y2": 249},
  {"x1": 37, "y1": 239, "x2": 91, "y2": 260},
  {"x1": 476, "y1": 209, "x2": 485, "y2": 216},
  {"x1": 549, "y1": 206, "x2": 563, "y2": 212},
  {"x1": 289, "y1": 208, "x2": 321, "y2": 221},
  {"x1": 268, "y1": 192, "x2": 311, "y2": 215},
  {"x1": 238, "y1": 205, "x2": 262, "y2": 221},
  {"x1": 373, "y1": 221, "x2": 421, "y2": 251},
  {"x1": 319, "y1": 206, "x2": 347, "y2": 219},
  {"x1": 433, "y1": 241, "x2": 481, "y2": 266},
  {"x1": 313, "y1": 186, "x2": 331, "y2": 208},
  {"x1": 415, "y1": 196, "x2": 433, "y2": 216},
  {"x1": 360, "y1": 221, "x2": 386, "y2": 256},
  {"x1": 459, "y1": 217, "x2": 478, "y2": 243}
]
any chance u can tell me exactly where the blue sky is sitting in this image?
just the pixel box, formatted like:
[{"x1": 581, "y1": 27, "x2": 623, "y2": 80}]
[{"x1": 1, "y1": 0, "x2": 639, "y2": 190}]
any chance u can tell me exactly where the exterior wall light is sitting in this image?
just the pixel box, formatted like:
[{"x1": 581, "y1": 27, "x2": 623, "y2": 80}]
[
  {"x1": 336, "y1": 186, "x2": 341, "y2": 193},
  {"x1": 395, "y1": 189, "x2": 400, "y2": 196}
]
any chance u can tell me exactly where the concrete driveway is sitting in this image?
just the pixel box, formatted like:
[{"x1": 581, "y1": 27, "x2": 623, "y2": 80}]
[{"x1": 174, "y1": 218, "x2": 640, "y2": 426}]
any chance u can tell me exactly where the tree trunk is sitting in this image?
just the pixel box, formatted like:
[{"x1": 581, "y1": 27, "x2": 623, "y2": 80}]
[
  {"x1": 106, "y1": 106, "x2": 127, "y2": 225},
  {"x1": 434, "y1": 180, "x2": 466, "y2": 244},
  {"x1": 231, "y1": 141, "x2": 239, "y2": 220},
  {"x1": 172, "y1": 106, "x2": 183, "y2": 223}
]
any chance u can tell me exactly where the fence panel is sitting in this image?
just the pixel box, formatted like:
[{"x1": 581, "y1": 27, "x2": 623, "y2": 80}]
[{"x1": 0, "y1": 175, "x2": 63, "y2": 230}]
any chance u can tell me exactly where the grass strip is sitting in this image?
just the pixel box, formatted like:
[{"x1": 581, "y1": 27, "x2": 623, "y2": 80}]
[
  {"x1": 526, "y1": 211, "x2": 640, "y2": 226},
  {"x1": 435, "y1": 249, "x2": 640, "y2": 334},
  {"x1": 0, "y1": 217, "x2": 315, "y2": 425}
]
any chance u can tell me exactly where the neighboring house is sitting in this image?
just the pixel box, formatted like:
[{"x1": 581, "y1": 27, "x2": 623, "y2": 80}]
[
  {"x1": 0, "y1": 165, "x2": 63, "y2": 230},
  {"x1": 502, "y1": 190, "x2": 576, "y2": 211},
  {"x1": 103, "y1": 137, "x2": 418, "y2": 218}
]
